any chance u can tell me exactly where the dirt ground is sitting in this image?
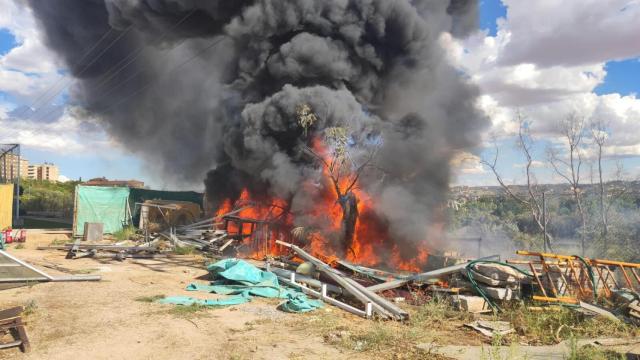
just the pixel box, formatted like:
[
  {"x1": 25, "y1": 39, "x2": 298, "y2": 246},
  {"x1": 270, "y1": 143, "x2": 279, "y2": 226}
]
[{"x1": 0, "y1": 231, "x2": 364, "y2": 360}]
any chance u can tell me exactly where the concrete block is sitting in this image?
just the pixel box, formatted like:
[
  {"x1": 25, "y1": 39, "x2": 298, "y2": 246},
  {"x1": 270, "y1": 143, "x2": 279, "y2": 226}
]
[
  {"x1": 83, "y1": 222, "x2": 104, "y2": 242},
  {"x1": 453, "y1": 295, "x2": 491, "y2": 313},
  {"x1": 480, "y1": 285, "x2": 519, "y2": 300}
]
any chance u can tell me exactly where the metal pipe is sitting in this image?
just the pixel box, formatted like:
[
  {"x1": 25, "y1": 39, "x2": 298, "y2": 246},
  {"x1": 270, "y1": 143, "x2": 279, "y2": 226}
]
[
  {"x1": 276, "y1": 240, "x2": 402, "y2": 319},
  {"x1": 0, "y1": 275, "x2": 101, "y2": 283},
  {"x1": 277, "y1": 277, "x2": 367, "y2": 318},
  {"x1": 267, "y1": 267, "x2": 343, "y2": 295},
  {"x1": 0, "y1": 250, "x2": 53, "y2": 280}
]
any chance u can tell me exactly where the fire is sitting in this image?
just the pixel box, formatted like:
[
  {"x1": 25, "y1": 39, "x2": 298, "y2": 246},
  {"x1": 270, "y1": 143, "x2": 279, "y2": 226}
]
[
  {"x1": 215, "y1": 189, "x2": 292, "y2": 259},
  {"x1": 211, "y1": 137, "x2": 432, "y2": 272}
]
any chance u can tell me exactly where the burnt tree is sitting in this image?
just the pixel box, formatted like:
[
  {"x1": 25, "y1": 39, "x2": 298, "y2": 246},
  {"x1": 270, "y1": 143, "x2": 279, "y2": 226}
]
[{"x1": 297, "y1": 105, "x2": 378, "y2": 256}]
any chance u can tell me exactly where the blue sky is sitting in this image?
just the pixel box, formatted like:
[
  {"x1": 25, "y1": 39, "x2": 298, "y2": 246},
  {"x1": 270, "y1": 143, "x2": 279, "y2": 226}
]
[
  {"x1": 453, "y1": 0, "x2": 640, "y2": 186},
  {"x1": 0, "y1": 29, "x2": 15, "y2": 56},
  {"x1": 0, "y1": 26, "x2": 148, "y2": 185},
  {"x1": 1, "y1": 1, "x2": 640, "y2": 188},
  {"x1": 479, "y1": 0, "x2": 506, "y2": 36},
  {"x1": 595, "y1": 58, "x2": 640, "y2": 96}
]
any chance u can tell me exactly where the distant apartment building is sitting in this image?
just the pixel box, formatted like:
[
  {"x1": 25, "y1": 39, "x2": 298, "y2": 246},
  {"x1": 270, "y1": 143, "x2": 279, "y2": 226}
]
[
  {"x1": 0, "y1": 153, "x2": 29, "y2": 180},
  {"x1": 84, "y1": 177, "x2": 144, "y2": 188},
  {"x1": 28, "y1": 163, "x2": 60, "y2": 181}
]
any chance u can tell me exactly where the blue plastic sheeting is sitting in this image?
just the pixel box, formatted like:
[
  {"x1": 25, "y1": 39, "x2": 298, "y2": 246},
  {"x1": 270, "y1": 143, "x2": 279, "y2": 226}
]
[{"x1": 159, "y1": 259, "x2": 322, "y2": 313}]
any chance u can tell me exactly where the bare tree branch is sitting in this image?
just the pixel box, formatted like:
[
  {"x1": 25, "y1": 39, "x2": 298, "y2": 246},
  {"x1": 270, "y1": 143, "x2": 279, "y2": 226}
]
[
  {"x1": 480, "y1": 111, "x2": 553, "y2": 250},
  {"x1": 548, "y1": 112, "x2": 587, "y2": 255}
]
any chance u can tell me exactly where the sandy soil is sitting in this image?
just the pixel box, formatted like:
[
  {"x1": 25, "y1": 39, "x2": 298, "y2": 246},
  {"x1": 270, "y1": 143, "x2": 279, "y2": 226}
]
[{"x1": 0, "y1": 231, "x2": 361, "y2": 360}]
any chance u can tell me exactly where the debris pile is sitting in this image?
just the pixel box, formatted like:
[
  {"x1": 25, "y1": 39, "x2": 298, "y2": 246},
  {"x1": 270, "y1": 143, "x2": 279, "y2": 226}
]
[
  {"x1": 21, "y1": 207, "x2": 640, "y2": 328},
  {"x1": 0, "y1": 306, "x2": 29, "y2": 353}
]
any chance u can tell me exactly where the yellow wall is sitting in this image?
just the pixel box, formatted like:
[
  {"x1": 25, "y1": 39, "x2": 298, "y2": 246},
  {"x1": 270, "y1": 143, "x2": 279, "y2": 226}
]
[{"x1": 0, "y1": 184, "x2": 14, "y2": 229}]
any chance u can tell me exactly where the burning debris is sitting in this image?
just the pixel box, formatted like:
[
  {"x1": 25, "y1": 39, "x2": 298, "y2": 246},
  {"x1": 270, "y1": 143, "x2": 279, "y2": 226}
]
[{"x1": 27, "y1": 0, "x2": 489, "y2": 269}]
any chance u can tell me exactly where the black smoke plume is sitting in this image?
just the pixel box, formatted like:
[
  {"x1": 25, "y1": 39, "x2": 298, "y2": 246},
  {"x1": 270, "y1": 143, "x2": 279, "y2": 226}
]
[{"x1": 26, "y1": 0, "x2": 488, "y2": 263}]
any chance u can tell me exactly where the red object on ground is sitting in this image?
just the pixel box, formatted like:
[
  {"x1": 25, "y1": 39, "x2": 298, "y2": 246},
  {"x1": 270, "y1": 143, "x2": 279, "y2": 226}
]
[
  {"x1": 2, "y1": 229, "x2": 12, "y2": 244},
  {"x1": 16, "y1": 229, "x2": 26, "y2": 243}
]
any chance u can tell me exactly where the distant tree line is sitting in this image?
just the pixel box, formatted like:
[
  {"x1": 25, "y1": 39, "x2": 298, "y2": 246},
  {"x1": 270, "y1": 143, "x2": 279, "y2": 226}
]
[
  {"x1": 452, "y1": 112, "x2": 639, "y2": 261},
  {"x1": 19, "y1": 179, "x2": 79, "y2": 218}
]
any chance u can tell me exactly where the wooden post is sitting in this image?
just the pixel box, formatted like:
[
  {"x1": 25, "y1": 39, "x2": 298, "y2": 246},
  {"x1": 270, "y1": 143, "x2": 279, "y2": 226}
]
[{"x1": 72, "y1": 185, "x2": 79, "y2": 237}]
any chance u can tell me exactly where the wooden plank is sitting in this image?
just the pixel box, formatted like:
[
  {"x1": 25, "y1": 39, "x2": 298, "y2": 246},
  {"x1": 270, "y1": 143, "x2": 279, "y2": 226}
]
[
  {"x1": 72, "y1": 185, "x2": 78, "y2": 237},
  {"x1": 0, "y1": 306, "x2": 23, "y2": 320},
  {"x1": 15, "y1": 316, "x2": 29, "y2": 352},
  {"x1": 579, "y1": 301, "x2": 620, "y2": 322},
  {"x1": 218, "y1": 239, "x2": 235, "y2": 253}
]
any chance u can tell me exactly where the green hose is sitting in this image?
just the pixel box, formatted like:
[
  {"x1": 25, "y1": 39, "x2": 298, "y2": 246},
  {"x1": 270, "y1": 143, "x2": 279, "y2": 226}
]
[
  {"x1": 573, "y1": 255, "x2": 597, "y2": 302},
  {"x1": 464, "y1": 260, "x2": 534, "y2": 313}
]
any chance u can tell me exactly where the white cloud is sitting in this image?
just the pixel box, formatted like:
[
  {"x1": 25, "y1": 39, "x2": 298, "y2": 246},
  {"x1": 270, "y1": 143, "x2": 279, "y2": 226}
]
[
  {"x1": 0, "y1": 106, "x2": 110, "y2": 154},
  {"x1": 497, "y1": 0, "x2": 640, "y2": 67},
  {"x1": 514, "y1": 160, "x2": 546, "y2": 169},
  {"x1": 58, "y1": 174, "x2": 70, "y2": 182},
  {"x1": 0, "y1": 0, "x2": 64, "y2": 103},
  {"x1": 442, "y1": 0, "x2": 640, "y2": 165}
]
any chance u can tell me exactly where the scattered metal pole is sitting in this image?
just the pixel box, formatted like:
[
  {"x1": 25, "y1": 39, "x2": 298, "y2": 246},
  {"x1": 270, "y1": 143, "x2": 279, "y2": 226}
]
[
  {"x1": 0, "y1": 249, "x2": 53, "y2": 280},
  {"x1": 0, "y1": 249, "x2": 101, "y2": 282},
  {"x1": 278, "y1": 277, "x2": 367, "y2": 318},
  {"x1": 276, "y1": 240, "x2": 406, "y2": 320}
]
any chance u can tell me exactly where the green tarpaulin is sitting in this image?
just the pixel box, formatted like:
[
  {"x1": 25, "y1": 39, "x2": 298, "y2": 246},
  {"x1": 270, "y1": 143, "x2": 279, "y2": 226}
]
[
  {"x1": 74, "y1": 185, "x2": 131, "y2": 236},
  {"x1": 128, "y1": 188, "x2": 203, "y2": 225},
  {"x1": 159, "y1": 259, "x2": 323, "y2": 313}
]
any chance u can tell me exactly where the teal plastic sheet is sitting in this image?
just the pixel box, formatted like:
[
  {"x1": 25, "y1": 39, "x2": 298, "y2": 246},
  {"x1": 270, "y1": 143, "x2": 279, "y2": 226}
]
[
  {"x1": 160, "y1": 259, "x2": 322, "y2": 313},
  {"x1": 74, "y1": 185, "x2": 130, "y2": 236}
]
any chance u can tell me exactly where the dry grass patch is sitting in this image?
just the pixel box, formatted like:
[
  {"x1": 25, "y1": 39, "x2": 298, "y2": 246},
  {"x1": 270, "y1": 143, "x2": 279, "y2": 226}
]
[
  {"x1": 166, "y1": 303, "x2": 212, "y2": 318},
  {"x1": 288, "y1": 299, "x2": 475, "y2": 360},
  {"x1": 501, "y1": 304, "x2": 638, "y2": 345}
]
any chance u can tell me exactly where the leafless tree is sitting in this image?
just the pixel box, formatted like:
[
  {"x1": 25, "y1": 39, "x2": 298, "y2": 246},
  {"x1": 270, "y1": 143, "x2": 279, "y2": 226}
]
[
  {"x1": 548, "y1": 113, "x2": 587, "y2": 255},
  {"x1": 590, "y1": 118, "x2": 609, "y2": 242},
  {"x1": 481, "y1": 111, "x2": 553, "y2": 251}
]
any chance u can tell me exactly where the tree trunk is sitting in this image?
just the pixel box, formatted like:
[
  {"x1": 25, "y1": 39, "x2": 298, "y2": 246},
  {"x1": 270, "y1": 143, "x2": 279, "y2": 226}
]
[
  {"x1": 339, "y1": 191, "x2": 359, "y2": 255},
  {"x1": 597, "y1": 145, "x2": 608, "y2": 252}
]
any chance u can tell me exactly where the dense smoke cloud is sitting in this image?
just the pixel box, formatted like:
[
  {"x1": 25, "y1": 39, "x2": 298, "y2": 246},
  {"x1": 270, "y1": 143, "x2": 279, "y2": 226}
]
[{"x1": 26, "y1": 0, "x2": 488, "y2": 261}]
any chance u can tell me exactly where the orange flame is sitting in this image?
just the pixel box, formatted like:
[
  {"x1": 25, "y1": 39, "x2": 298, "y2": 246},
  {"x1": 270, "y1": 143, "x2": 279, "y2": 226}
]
[{"x1": 211, "y1": 137, "x2": 432, "y2": 271}]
